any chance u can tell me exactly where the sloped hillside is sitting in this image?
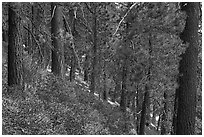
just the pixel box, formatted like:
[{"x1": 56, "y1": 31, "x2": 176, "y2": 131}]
[{"x1": 2, "y1": 70, "x2": 136, "y2": 135}]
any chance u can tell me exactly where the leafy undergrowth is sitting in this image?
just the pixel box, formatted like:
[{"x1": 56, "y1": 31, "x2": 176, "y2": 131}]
[{"x1": 2, "y1": 70, "x2": 136, "y2": 135}]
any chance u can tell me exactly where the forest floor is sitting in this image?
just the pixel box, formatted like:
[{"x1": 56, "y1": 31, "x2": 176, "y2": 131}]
[{"x1": 2, "y1": 66, "x2": 136, "y2": 135}]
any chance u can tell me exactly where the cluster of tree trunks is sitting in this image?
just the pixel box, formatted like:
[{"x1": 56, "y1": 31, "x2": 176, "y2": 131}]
[{"x1": 6, "y1": 2, "x2": 199, "y2": 135}]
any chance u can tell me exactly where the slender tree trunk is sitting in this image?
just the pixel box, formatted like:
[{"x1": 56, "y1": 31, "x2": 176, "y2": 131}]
[
  {"x1": 131, "y1": 85, "x2": 137, "y2": 131},
  {"x1": 27, "y1": 21, "x2": 33, "y2": 54},
  {"x1": 139, "y1": 33, "x2": 152, "y2": 135},
  {"x1": 90, "y1": 4, "x2": 97, "y2": 93},
  {"x1": 8, "y1": 3, "x2": 23, "y2": 87},
  {"x1": 126, "y1": 91, "x2": 132, "y2": 108},
  {"x1": 69, "y1": 7, "x2": 77, "y2": 81},
  {"x1": 103, "y1": 61, "x2": 107, "y2": 100},
  {"x1": 157, "y1": 113, "x2": 162, "y2": 132},
  {"x1": 171, "y1": 89, "x2": 178, "y2": 134},
  {"x1": 120, "y1": 57, "x2": 127, "y2": 111},
  {"x1": 161, "y1": 91, "x2": 168, "y2": 135},
  {"x1": 2, "y1": 29, "x2": 8, "y2": 42},
  {"x1": 70, "y1": 52, "x2": 76, "y2": 81},
  {"x1": 139, "y1": 91, "x2": 149, "y2": 135},
  {"x1": 176, "y1": 3, "x2": 199, "y2": 135},
  {"x1": 51, "y1": 3, "x2": 64, "y2": 77},
  {"x1": 152, "y1": 104, "x2": 157, "y2": 127},
  {"x1": 136, "y1": 89, "x2": 143, "y2": 134},
  {"x1": 112, "y1": 77, "x2": 120, "y2": 102},
  {"x1": 84, "y1": 54, "x2": 89, "y2": 81}
]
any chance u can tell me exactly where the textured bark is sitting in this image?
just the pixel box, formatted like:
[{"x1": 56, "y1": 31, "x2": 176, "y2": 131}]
[
  {"x1": 51, "y1": 3, "x2": 64, "y2": 77},
  {"x1": 176, "y1": 3, "x2": 199, "y2": 135},
  {"x1": 8, "y1": 4, "x2": 23, "y2": 86}
]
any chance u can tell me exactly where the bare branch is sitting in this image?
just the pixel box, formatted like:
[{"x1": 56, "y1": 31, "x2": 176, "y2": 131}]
[
  {"x1": 62, "y1": 14, "x2": 83, "y2": 74},
  {"x1": 51, "y1": 5, "x2": 57, "y2": 21},
  {"x1": 113, "y1": 3, "x2": 137, "y2": 36},
  {"x1": 23, "y1": 26, "x2": 43, "y2": 59}
]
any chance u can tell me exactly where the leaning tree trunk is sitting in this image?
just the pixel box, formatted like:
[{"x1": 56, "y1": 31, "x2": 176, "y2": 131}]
[
  {"x1": 175, "y1": 3, "x2": 199, "y2": 135},
  {"x1": 8, "y1": 3, "x2": 23, "y2": 87},
  {"x1": 51, "y1": 3, "x2": 64, "y2": 78}
]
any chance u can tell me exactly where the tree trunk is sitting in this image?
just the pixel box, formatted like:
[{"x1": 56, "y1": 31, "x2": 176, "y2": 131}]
[
  {"x1": 84, "y1": 54, "x2": 89, "y2": 81},
  {"x1": 90, "y1": 4, "x2": 97, "y2": 93},
  {"x1": 103, "y1": 61, "x2": 107, "y2": 100},
  {"x1": 136, "y1": 89, "x2": 143, "y2": 134},
  {"x1": 120, "y1": 57, "x2": 127, "y2": 112},
  {"x1": 51, "y1": 3, "x2": 64, "y2": 77},
  {"x1": 70, "y1": 52, "x2": 76, "y2": 81},
  {"x1": 161, "y1": 91, "x2": 168, "y2": 135},
  {"x1": 171, "y1": 89, "x2": 178, "y2": 134},
  {"x1": 8, "y1": 3, "x2": 23, "y2": 87},
  {"x1": 156, "y1": 113, "x2": 162, "y2": 132},
  {"x1": 112, "y1": 76, "x2": 120, "y2": 102},
  {"x1": 139, "y1": 32, "x2": 152, "y2": 135},
  {"x1": 176, "y1": 3, "x2": 199, "y2": 135},
  {"x1": 3, "y1": 29, "x2": 8, "y2": 42},
  {"x1": 152, "y1": 104, "x2": 157, "y2": 127},
  {"x1": 139, "y1": 90, "x2": 149, "y2": 135}
]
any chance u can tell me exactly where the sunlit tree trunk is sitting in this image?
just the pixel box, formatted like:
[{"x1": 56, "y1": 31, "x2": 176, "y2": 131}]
[{"x1": 176, "y1": 2, "x2": 199, "y2": 135}]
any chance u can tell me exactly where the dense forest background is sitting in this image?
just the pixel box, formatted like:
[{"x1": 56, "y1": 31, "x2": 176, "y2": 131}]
[{"x1": 2, "y1": 2, "x2": 202, "y2": 135}]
